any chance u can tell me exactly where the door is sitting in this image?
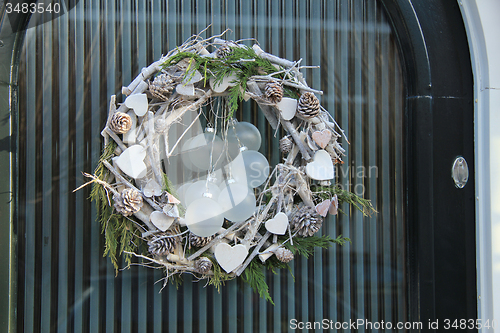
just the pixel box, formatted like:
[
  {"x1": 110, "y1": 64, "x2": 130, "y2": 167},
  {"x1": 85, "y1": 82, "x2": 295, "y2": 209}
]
[{"x1": 0, "y1": 0, "x2": 476, "y2": 332}]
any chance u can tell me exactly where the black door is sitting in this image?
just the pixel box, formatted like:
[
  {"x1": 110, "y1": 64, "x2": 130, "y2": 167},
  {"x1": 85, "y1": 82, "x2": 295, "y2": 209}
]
[{"x1": 382, "y1": 0, "x2": 477, "y2": 330}]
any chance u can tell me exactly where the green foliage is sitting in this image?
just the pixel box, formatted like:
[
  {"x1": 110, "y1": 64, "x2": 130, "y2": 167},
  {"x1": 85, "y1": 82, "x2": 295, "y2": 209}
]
[
  {"x1": 89, "y1": 141, "x2": 140, "y2": 273},
  {"x1": 243, "y1": 260, "x2": 274, "y2": 305},
  {"x1": 206, "y1": 255, "x2": 232, "y2": 291},
  {"x1": 265, "y1": 256, "x2": 294, "y2": 280},
  {"x1": 162, "y1": 45, "x2": 282, "y2": 118},
  {"x1": 284, "y1": 235, "x2": 351, "y2": 259},
  {"x1": 312, "y1": 185, "x2": 377, "y2": 217}
]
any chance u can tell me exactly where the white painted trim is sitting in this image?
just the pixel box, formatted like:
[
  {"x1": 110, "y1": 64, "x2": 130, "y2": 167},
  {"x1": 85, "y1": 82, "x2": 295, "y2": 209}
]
[{"x1": 459, "y1": 0, "x2": 500, "y2": 330}]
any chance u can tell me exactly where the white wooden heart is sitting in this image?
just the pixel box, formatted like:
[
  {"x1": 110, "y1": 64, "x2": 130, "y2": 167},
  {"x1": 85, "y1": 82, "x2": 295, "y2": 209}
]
[
  {"x1": 176, "y1": 83, "x2": 195, "y2": 96},
  {"x1": 215, "y1": 243, "x2": 248, "y2": 273},
  {"x1": 182, "y1": 69, "x2": 203, "y2": 85},
  {"x1": 315, "y1": 199, "x2": 330, "y2": 217},
  {"x1": 209, "y1": 73, "x2": 238, "y2": 93},
  {"x1": 329, "y1": 194, "x2": 339, "y2": 215},
  {"x1": 312, "y1": 129, "x2": 332, "y2": 149},
  {"x1": 163, "y1": 204, "x2": 180, "y2": 218},
  {"x1": 124, "y1": 93, "x2": 148, "y2": 116},
  {"x1": 143, "y1": 179, "x2": 162, "y2": 197},
  {"x1": 150, "y1": 211, "x2": 174, "y2": 232},
  {"x1": 115, "y1": 144, "x2": 147, "y2": 179},
  {"x1": 305, "y1": 150, "x2": 334, "y2": 180},
  {"x1": 276, "y1": 97, "x2": 297, "y2": 120},
  {"x1": 265, "y1": 212, "x2": 289, "y2": 235}
]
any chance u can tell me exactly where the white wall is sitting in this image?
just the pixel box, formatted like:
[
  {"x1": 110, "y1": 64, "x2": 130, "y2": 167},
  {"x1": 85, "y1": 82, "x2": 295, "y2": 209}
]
[{"x1": 459, "y1": 0, "x2": 500, "y2": 330}]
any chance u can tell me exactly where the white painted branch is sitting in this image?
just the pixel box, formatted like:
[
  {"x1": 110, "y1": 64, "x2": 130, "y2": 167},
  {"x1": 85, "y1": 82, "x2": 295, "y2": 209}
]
[
  {"x1": 252, "y1": 44, "x2": 295, "y2": 68},
  {"x1": 250, "y1": 76, "x2": 323, "y2": 95},
  {"x1": 246, "y1": 81, "x2": 279, "y2": 129},
  {"x1": 122, "y1": 57, "x2": 166, "y2": 96},
  {"x1": 186, "y1": 219, "x2": 248, "y2": 261},
  {"x1": 164, "y1": 90, "x2": 212, "y2": 128},
  {"x1": 234, "y1": 231, "x2": 271, "y2": 276},
  {"x1": 102, "y1": 160, "x2": 164, "y2": 212}
]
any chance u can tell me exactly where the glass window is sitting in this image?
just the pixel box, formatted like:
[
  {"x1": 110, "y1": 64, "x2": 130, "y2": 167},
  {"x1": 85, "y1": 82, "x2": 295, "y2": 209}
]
[{"x1": 15, "y1": 0, "x2": 405, "y2": 332}]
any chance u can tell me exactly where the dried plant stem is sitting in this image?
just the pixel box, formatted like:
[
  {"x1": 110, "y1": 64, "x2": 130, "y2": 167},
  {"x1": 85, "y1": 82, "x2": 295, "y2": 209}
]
[{"x1": 124, "y1": 251, "x2": 208, "y2": 274}]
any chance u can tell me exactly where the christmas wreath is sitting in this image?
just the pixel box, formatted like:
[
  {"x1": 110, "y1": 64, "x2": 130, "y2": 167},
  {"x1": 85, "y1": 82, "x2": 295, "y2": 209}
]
[{"x1": 79, "y1": 30, "x2": 375, "y2": 303}]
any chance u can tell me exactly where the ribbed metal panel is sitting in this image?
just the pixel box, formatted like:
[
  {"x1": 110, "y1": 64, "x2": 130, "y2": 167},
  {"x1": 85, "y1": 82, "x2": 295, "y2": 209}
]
[{"x1": 15, "y1": 0, "x2": 405, "y2": 332}]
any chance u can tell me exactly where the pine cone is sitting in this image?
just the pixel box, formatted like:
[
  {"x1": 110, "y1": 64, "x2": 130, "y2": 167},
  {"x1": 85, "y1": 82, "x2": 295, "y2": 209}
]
[
  {"x1": 265, "y1": 80, "x2": 284, "y2": 104},
  {"x1": 190, "y1": 233, "x2": 214, "y2": 248},
  {"x1": 148, "y1": 228, "x2": 181, "y2": 256},
  {"x1": 274, "y1": 247, "x2": 294, "y2": 263},
  {"x1": 113, "y1": 188, "x2": 143, "y2": 216},
  {"x1": 279, "y1": 135, "x2": 293, "y2": 154},
  {"x1": 215, "y1": 44, "x2": 232, "y2": 59},
  {"x1": 194, "y1": 257, "x2": 213, "y2": 274},
  {"x1": 109, "y1": 112, "x2": 132, "y2": 134},
  {"x1": 149, "y1": 73, "x2": 175, "y2": 101},
  {"x1": 291, "y1": 204, "x2": 323, "y2": 237},
  {"x1": 297, "y1": 92, "x2": 320, "y2": 119}
]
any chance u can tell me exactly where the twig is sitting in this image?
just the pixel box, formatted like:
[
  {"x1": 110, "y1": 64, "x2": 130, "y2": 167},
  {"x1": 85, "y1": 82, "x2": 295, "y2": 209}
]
[
  {"x1": 250, "y1": 77, "x2": 323, "y2": 95},
  {"x1": 234, "y1": 231, "x2": 271, "y2": 276},
  {"x1": 187, "y1": 219, "x2": 248, "y2": 261},
  {"x1": 102, "y1": 160, "x2": 164, "y2": 212},
  {"x1": 167, "y1": 110, "x2": 202, "y2": 157},
  {"x1": 246, "y1": 81, "x2": 279, "y2": 129},
  {"x1": 252, "y1": 44, "x2": 295, "y2": 68}
]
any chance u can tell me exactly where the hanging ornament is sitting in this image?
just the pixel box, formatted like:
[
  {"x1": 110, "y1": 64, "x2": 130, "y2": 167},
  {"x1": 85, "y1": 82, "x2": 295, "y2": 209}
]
[
  {"x1": 226, "y1": 121, "x2": 262, "y2": 151},
  {"x1": 184, "y1": 197, "x2": 224, "y2": 237},
  {"x1": 218, "y1": 182, "x2": 256, "y2": 222},
  {"x1": 188, "y1": 131, "x2": 226, "y2": 171},
  {"x1": 229, "y1": 149, "x2": 270, "y2": 188}
]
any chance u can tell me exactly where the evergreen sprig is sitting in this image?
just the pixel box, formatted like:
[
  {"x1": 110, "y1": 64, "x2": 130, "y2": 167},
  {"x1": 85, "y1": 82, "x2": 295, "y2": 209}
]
[
  {"x1": 243, "y1": 260, "x2": 274, "y2": 305},
  {"x1": 284, "y1": 234, "x2": 351, "y2": 259},
  {"x1": 161, "y1": 45, "x2": 282, "y2": 118},
  {"x1": 312, "y1": 185, "x2": 377, "y2": 216},
  {"x1": 207, "y1": 255, "x2": 232, "y2": 291},
  {"x1": 89, "y1": 141, "x2": 140, "y2": 273}
]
